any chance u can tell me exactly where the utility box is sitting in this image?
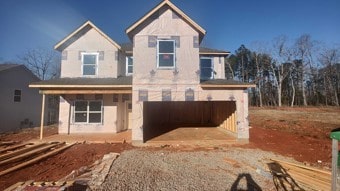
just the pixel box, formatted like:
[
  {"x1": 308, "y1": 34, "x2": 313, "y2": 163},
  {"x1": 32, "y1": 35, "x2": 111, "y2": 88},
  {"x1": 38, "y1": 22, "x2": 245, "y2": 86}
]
[{"x1": 330, "y1": 130, "x2": 340, "y2": 191}]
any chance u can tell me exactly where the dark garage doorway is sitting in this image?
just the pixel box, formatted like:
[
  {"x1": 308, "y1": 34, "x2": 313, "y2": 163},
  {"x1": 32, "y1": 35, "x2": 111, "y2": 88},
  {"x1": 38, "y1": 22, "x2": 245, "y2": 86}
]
[{"x1": 143, "y1": 101, "x2": 236, "y2": 142}]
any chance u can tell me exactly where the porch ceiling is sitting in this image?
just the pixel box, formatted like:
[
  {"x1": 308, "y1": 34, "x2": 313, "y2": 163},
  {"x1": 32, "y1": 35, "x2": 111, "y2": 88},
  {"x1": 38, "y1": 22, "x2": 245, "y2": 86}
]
[{"x1": 29, "y1": 76, "x2": 132, "y2": 94}]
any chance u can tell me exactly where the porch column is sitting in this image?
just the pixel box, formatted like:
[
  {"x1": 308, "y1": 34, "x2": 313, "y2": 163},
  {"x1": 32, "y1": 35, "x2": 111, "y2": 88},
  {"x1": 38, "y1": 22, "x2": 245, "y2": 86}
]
[{"x1": 40, "y1": 94, "x2": 46, "y2": 140}]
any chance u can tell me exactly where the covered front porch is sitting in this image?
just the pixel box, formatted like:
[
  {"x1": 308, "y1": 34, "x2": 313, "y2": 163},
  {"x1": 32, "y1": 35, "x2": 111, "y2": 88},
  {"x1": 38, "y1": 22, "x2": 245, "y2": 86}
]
[{"x1": 29, "y1": 77, "x2": 132, "y2": 140}]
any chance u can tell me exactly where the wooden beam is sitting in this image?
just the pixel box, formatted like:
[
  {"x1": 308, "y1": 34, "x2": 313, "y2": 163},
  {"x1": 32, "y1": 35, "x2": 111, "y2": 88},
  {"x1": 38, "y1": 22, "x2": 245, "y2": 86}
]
[
  {"x1": 271, "y1": 158, "x2": 331, "y2": 175},
  {"x1": 0, "y1": 142, "x2": 76, "y2": 177},
  {"x1": 4, "y1": 180, "x2": 34, "y2": 191},
  {"x1": 40, "y1": 94, "x2": 45, "y2": 140},
  {"x1": 0, "y1": 143, "x2": 30, "y2": 154},
  {"x1": 0, "y1": 142, "x2": 63, "y2": 166},
  {"x1": 39, "y1": 89, "x2": 132, "y2": 95},
  {"x1": 0, "y1": 143, "x2": 47, "y2": 161}
]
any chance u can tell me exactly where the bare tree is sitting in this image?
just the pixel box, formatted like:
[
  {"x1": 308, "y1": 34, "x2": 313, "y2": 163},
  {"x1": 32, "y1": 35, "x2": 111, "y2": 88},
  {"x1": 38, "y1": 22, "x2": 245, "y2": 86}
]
[
  {"x1": 319, "y1": 47, "x2": 339, "y2": 106},
  {"x1": 294, "y1": 34, "x2": 314, "y2": 106},
  {"x1": 18, "y1": 48, "x2": 60, "y2": 80},
  {"x1": 271, "y1": 35, "x2": 292, "y2": 107}
]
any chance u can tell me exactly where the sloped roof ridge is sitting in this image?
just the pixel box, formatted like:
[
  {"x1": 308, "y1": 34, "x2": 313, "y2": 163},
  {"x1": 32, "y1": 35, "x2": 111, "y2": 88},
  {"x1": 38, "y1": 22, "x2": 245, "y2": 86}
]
[
  {"x1": 54, "y1": 20, "x2": 121, "y2": 51},
  {"x1": 126, "y1": 0, "x2": 206, "y2": 41}
]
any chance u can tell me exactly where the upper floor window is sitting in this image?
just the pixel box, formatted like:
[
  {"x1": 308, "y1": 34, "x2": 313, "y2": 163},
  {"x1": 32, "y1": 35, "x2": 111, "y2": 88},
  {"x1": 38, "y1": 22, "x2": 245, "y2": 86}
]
[
  {"x1": 200, "y1": 57, "x2": 214, "y2": 80},
  {"x1": 14, "y1": 89, "x2": 21, "y2": 102},
  {"x1": 82, "y1": 53, "x2": 98, "y2": 76},
  {"x1": 126, "y1": 56, "x2": 133, "y2": 75},
  {"x1": 157, "y1": 40, "x2": 175, "y2": 68}
]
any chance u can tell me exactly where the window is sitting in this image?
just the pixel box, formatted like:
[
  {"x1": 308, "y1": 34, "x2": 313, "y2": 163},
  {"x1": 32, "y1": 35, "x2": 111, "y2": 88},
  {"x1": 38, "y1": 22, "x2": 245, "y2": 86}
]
[
  {"x1": 14, "y1": 90, "x2": 21, "y2": 102},
  {"x1": 126, "y1": 56, "x2": 133, "y2": 75},
  {"x1": 82, "y1": 53, "x2": 98, "y2": 76},
  {"x1": 74, "y1": 100, "x2": 102, "y2": 124},
  {"x1": 157, "y1": 40, "x2": 175, "y2": 68},
  {"x1": 200, "y1": 57, "x2": 214, "y2": 80}
]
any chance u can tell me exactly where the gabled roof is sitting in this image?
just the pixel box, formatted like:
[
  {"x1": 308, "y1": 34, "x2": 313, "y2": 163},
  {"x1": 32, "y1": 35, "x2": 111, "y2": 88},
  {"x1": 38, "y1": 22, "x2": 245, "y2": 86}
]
[
  {"x1": 54, "y1": 20, "x2": 121, "y2": 52},
  {"x1": 0, "y1": 64, "x2": 20, "y2": 72},
  {"x1": 0, "y1": 64, "x2": 40, "y2": 81},
  {"x1": 126, "y1": 0, "x2": 206, "y2": 42}
]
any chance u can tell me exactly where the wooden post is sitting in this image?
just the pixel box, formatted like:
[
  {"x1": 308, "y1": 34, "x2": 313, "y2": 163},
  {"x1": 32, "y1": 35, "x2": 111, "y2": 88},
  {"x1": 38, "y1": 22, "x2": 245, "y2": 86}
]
[
  {"x1": 331, "y1": 138, "x2": 338, "y2": 191},
  {"x1": 40, "y1": 94, "x2": 45, "y2": 140}
]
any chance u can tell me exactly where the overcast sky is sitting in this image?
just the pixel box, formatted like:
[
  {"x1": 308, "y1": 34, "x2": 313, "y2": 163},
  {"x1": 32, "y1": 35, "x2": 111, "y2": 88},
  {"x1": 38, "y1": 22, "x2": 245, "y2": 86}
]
[{"x1": 0, "y1": 0, "x2": 339, "y2": 62}]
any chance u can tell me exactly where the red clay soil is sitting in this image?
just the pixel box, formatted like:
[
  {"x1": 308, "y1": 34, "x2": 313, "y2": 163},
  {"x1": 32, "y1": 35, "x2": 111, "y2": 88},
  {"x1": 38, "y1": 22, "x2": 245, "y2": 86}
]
[
  {"x1": 1, "y1": 107, "x2": 339, "y2": 190},
  {"x1": 244, "y1": 106, "x2": 340, "y2": 170},
  {"x1": 247, "y1": 126, "x2": 332, "y2": 167},
  {"x1": 0, "y1": 143, "x2": 134, "y2": 190}
]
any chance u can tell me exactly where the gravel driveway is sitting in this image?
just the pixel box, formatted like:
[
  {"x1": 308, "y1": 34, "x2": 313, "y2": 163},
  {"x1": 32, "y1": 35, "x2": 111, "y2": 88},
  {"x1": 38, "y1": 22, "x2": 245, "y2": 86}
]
[{"x1": 96, "y1": 147, "x2": 298, "y2": 191}]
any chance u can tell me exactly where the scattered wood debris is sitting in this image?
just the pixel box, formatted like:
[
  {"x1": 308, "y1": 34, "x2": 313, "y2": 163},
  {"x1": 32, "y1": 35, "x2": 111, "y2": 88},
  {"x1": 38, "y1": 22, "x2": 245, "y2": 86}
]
[
  {"x1": 4, "y1": 151, "x2": 120, "y2": 191},
  {"x1": 0, "y1": 141, "x2": 20, "y2": 147},
  {"x1": 4, "y1": 180, "x2": 74, "y2": 191},
  {"x1": 268, "y1": 158, "x2": 331, "y2": 190},
  {"x1": 0, "y1": 141, "x2": 77, "y2": 176},
  {"x1": 60, "y1": 152, "x2": 120, "y2": 190}
]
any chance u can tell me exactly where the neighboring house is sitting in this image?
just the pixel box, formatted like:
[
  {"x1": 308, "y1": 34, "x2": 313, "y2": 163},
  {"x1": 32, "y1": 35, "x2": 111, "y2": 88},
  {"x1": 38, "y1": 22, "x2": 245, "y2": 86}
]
[
  {"x1": 0, "y1": 64, "x2": 46, "y2": 132},
  {"x1": 30, "y1": 0, "x2": 255, "y2": 143}
]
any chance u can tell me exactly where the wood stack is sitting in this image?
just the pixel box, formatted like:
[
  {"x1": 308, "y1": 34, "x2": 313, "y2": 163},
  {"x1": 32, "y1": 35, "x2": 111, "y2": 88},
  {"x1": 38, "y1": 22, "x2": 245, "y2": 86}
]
[
  {"x1": 4, "y1": 180, "x2": 75, "y2": 191},
  {"x1": 270, "y1": 159, "x2": 331, "y2": 190},
  {"x1": 0, "y1": 141, "x2": 76, "y2": 176}
]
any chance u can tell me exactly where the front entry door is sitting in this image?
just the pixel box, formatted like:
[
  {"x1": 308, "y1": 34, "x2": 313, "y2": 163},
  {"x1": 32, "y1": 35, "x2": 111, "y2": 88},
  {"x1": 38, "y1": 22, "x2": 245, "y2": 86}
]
[{"x1": 125, "y1": 101, "x2": 132, "y2": 130}]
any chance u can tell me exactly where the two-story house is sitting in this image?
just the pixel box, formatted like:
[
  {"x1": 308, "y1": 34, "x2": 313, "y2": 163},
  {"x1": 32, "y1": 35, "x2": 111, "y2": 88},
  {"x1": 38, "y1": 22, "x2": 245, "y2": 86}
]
[
  {"x1": 0, "y1": 64, "x2": 47, "y2": 132},
  {"x1": 30, "y1": 0, "x2": 255, "y2": 143}
]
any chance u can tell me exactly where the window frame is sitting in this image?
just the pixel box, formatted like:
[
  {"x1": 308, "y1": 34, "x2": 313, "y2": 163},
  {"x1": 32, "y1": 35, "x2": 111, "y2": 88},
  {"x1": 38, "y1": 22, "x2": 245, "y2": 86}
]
[
  {"x1": 14, "y1": 89, "x2": 21, "y2": 102},
  {"x1": 126, "y1": 56, "x2": 133, "y2": 75},
  {"x1": 81, "y1": 52, "x2": 99, "y2": 76},
  {"x1": 200, "y1": 57, "x2": 214, "y2": 80},
  {"x1": 157, "y1": 40, "x2": 176, "y2": 69},
  {"x1": 73, "y1": 100, "x2": 103, "y2": 124}
]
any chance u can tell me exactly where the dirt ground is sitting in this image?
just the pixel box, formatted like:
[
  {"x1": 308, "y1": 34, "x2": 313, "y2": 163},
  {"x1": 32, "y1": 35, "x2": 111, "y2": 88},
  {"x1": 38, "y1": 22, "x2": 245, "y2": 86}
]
[
  {"x1": 0, "y1": 106, "x2": 339, "y2": 190},
  {"x1": 246, "y1": 106, "x2": 340, "y2": 169}
]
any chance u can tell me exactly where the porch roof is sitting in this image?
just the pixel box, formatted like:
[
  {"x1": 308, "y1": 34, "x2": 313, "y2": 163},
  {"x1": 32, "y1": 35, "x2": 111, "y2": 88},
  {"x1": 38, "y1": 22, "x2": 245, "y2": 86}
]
[
  {"x1": 200, "y1": 79, "x2": 256, "y2": 88},
  {"x1": 29, "y1": 76, "x2": 132, "y2": 94}
]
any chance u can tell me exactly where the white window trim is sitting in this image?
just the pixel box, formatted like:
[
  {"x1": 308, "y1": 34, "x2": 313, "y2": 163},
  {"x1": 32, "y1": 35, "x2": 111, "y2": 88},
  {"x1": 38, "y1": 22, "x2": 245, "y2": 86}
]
[
  {"x1": 73, "y1": 100, "x2": 103, "y2": 124},
  {"x1": 81, "y1": 52, "x2": 99, "y2": 76},
  {"x1": 126, "y1": 56, "x2": 133, "y2": 75},
  {"x1": 157, "y1": 40, "x2": 176, "y2": 69},
  {"x1": 200, "y1": 57, "x2": 214, "y2": 80}
]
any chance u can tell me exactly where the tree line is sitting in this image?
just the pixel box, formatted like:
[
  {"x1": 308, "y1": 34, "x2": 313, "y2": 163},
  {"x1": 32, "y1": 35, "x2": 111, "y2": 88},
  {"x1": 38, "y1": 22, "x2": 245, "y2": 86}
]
[{"x1": 226, "y1": 34, "x2": 340, "y2": 107}]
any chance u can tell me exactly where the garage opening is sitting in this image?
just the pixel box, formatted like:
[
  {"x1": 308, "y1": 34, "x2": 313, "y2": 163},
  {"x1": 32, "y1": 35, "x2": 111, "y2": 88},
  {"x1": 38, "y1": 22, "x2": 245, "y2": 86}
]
[{"x1": 143, "y1": 101, "x2": 237, "y2": 142}]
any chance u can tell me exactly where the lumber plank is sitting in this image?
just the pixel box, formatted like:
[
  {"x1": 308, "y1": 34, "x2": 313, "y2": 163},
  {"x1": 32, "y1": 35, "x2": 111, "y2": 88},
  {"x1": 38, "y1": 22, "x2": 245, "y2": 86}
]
[
  {"x1": 4, "y1": 181, "x2": 25, "y2": 191},
  {"x1": 289, "y1": 168, "x2": 331, "y2": 186},
  {"x1": 0, "y1": 142, "x2": 76, "y2": 176},
  {"x1": 0, "y1": 143, "x2": 30, "y2": 154},
  {"x1": 289, "y1": 170, "x2": 330, "y2": 190},
  {"x1": 0, "y1": 143, "x2": 31, "y2": 153},
  {"x1": 0, "y1": 142, "x2": 64, "y2": 166},
  {"x1": 0, "y1": 141, "x2": 17, "y2": 146},
  {"x1": 0, "y1": 143, "x2": 47, "y2": 161},
  {"x1": 283, "y1": 165, "x2": 331, "y2": 182},
  {"x1": 270, "y1": 158, "x2": 331, "y2": 175},
  {"x1": 4, "y1": 180, "x2": 34, "y2": 191}
]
